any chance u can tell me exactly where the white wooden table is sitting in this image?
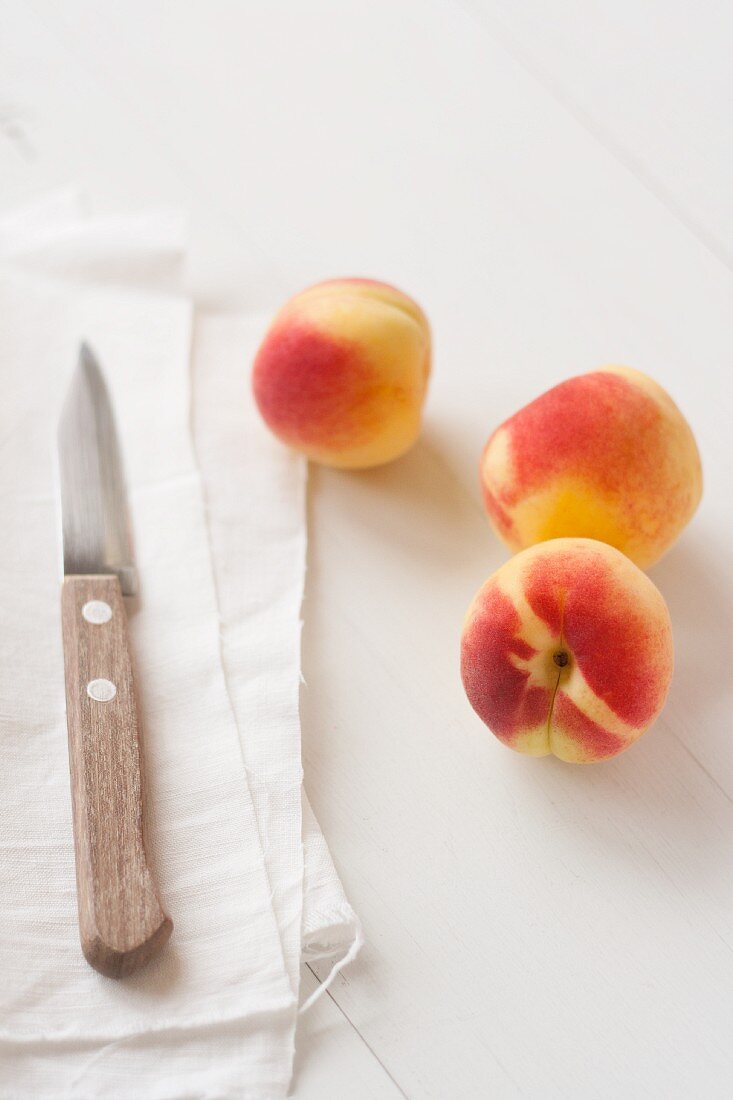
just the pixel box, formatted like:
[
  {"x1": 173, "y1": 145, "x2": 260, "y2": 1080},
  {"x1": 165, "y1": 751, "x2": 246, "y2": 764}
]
[{"x1": 3, "y1": 3, "x2": 732, "y2": 1096}]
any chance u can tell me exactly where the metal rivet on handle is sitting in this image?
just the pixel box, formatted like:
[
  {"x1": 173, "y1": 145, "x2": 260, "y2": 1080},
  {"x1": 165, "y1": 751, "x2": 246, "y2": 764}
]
[
  {"x1": 82, "y1": 600, "x2": 112, "y2": 625},
  {"x1": 87, "y1": 678, "x2": 117, "y2": 702}
]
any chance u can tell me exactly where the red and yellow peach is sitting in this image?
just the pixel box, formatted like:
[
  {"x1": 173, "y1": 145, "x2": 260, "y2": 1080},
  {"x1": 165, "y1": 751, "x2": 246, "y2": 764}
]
[
  {"x1": 480, "y1": 366, "x2": 702, "y2": 568},
  {"x1": 461, "y1": 538, "x2": 673, "y2": 763},
  {"x1": 253, "y1": 278, "x2": 431, "y2": 468}
]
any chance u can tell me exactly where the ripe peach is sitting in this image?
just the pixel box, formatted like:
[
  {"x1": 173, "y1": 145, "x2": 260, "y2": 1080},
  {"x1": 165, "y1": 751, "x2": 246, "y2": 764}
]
[
  {"x1": 480, "y1": 367, "x2": 702, "y2": 568},
  {"x1": 252, "y1": 278, "x2": 430, "y2": 468},
  {"x1": 461, "y1": 538, "x2": 673, "y2": 763}
]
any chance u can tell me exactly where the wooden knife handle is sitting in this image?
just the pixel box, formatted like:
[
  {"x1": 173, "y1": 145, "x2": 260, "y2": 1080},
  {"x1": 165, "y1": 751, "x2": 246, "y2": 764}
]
[{"x1": 61, "y1": 574, "x2": 172, "y2": 978}]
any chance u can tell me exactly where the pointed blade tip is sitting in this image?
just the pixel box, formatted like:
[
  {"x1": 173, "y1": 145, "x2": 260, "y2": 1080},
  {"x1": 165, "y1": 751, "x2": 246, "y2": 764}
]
[{"x1": 77, "y1": 340, "x2": 103, "y2": 381}]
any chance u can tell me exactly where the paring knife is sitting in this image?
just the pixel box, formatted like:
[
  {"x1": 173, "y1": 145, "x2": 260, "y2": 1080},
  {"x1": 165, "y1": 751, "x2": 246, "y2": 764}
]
[{"x1": 58, "y1": 343, "x2": 172, "y2": 978}]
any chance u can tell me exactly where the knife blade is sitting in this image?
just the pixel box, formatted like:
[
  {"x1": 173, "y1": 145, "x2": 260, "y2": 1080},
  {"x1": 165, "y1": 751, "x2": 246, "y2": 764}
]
[
  {"x1": 57, "y1": 344, "x2": 172, "y2": 977},
  {"x1": 58, "y1": 343, "x2": 138, "y2": 596}
]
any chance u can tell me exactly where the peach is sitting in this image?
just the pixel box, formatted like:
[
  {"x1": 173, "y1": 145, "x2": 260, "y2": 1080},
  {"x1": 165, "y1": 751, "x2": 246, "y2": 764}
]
[
  {"x1": 252, "y1": 278, "x2": 431, "y2": 468},
  {"x1": 480, "y1": 366, "x2": 702, "y2": 568},
  {"x1": 460, "y1": 538, "x2": 673, "y2": 763}
]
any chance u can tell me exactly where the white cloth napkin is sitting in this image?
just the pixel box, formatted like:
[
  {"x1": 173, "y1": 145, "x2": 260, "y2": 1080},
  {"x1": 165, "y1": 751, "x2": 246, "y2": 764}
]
[{"x1": 0, "y1": 195, "x2": 360, "y2": 1098}]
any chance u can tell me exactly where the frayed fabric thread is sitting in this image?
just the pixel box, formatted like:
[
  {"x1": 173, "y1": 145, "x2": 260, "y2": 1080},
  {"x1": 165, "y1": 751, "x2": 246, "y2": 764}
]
[{"x1": 299, "y1": 922, "x2": 365, "y2": 1014}]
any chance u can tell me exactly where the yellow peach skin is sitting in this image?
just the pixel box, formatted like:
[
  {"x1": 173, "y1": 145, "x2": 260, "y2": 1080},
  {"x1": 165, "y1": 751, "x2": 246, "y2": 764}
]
[
  {"x1": 252, "y1": 278, "x2": 431, "y2": 468},
  {"x1": 480, "y1": 367, "x2": 702, "y2": 568},
  {"x1": 461, "y1": 539, "x2": 673, "y2": 763}
]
